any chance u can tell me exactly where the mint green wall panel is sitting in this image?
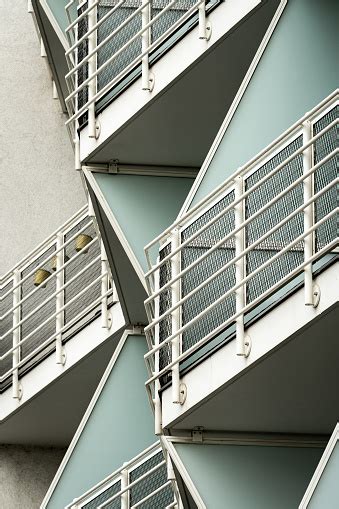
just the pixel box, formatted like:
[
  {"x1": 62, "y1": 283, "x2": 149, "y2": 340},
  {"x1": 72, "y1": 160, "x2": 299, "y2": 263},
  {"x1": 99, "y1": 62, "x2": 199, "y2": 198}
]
[
  {"x1": 175, "y1": 443, "x2": 323, "y2": 509},
  {"x1": 308, "y1": 443, "x2": 339, "y2": 509},
  {"x1": 46, "y1": 335, "x2": 154, "y2": 509},
  {"x1": 45, "y1": 1, "x2": 71, "y2": 33},
  {"x1": 94, "y1": 174, "x2": 194, "y2": 270},
  {"x1": 191, "y1": 0, "x2": 338, "y2": 208}
]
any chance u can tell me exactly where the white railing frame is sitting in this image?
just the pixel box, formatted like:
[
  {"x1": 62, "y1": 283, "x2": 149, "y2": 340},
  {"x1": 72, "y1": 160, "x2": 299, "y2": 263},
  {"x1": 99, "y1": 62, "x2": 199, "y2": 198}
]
[
  {"x1": 65, "y1": 442, "x2": 177, "y2": 509},
  {"x1": 143, "y1": 94, "x2": 338, "y2": 412},
  {"x1": 0, "y1": 208, "x2": 117, "y2": 394},
  {"x1": 64, "y1": 0, "x2": 209, "y2": 141}
]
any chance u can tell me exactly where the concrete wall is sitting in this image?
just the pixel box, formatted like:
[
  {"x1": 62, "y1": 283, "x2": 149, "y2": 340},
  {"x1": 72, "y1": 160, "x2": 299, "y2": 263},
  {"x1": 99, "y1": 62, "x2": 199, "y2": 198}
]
[
  {"x1": 0, "y1": 0, "x2": 85, "y2": 274},
  {"x1": 0, "y1": 445, "x2": 65, "y2": 509}
]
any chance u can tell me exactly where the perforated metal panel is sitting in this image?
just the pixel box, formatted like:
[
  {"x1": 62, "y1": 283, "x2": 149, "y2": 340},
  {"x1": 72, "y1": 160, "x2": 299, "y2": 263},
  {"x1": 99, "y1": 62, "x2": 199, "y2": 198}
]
[
  {"x1": 82, "y1": 480, "x2": 121, "y2": 509},
  {"x1": 313, "y1": 105, "x2": 338, "y2": 252},
  {"x1": 158, "y1": 243, "x2": 172, "y2": 382},
  {"x1": 0, "y1": 280, "x2": 14, "y2": 377},
  {"x1": 245, "y1": 136, "x2": 304, "y2": 303},
  {"x1": 130, "y1": 451, "x2": 174, "y2": 509},
  {"x1": 181, "y1": 191, "x2": 236, "y2": 353}
]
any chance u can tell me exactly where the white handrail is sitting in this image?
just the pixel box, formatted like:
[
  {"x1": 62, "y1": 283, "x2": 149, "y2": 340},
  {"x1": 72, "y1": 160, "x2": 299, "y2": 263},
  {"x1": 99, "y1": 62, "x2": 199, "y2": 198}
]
[{"x1": 144, "y1": 89, "x2": 338, "y2": 257}]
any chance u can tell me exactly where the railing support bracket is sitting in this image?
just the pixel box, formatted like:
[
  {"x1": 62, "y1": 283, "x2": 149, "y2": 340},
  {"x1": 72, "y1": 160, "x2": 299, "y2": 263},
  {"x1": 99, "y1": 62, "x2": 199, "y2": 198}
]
[
  {"x1": 311, "y1": 284, "x2": 321, "y2": 308},
  {"x1": 178, "y1": 383, "x2": 187, "y2": 405},
  {"x1": 244, "y1": 335, "x2": 251, "y2": 358},
  {"x1": 13, "y1": 383, "x2": 23, "y2": 401}
]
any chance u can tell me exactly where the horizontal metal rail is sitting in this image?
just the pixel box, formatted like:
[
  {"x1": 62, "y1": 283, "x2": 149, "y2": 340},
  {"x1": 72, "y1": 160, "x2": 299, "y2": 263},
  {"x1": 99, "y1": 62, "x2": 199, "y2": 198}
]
[
  {"x1": 0, "y1": 220, "x2": 94, "y2": 302},
  {"x1": 144, "y1": 118, "x2": 338, "y2": 281},
  {"x1": 65, "y1": 0, "x2": 207, "y2": 126},
  {"x1": 0, "y1": 288, "x2": 113, "y2": 381},
  {"x1": 144, "y1": 94, "x2": 338, "y2": 412},
  {"x1": 145, "y1": 234, "x2": 338, "y2": 385},
  {"x1": 144, "y1": 173, "x2": 338, "y2": 334},
  {"x1": 0, "y1": 209, "x2": 117, "y2": 398},
  {"x1": 65, "y1": 442, "x2": 161, "y2": 508},
  {"x1": 65, "y1": 442, "x2": 177, "y2": 509},
  {"x1": 144, "y1": 89, "x2": 338, "y2": 262}
]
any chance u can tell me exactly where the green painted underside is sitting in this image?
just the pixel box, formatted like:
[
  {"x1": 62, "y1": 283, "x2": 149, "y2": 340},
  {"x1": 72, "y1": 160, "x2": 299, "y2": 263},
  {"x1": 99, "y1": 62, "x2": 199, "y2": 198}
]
[
  {"x1": 46, "y1": 335, "x2": 154, "y2": 509},
  {"x1": 190, "y1": 0, "x2": 339, "y2": 208},
  {"x1": 308, "y1": 443, "x2": 339, "y2": 509},
  {"x1": 175, "y1": 443, "x2": 324, "y2": 509},
  {"x1": 45, "y1": 0, "x2": 75, "y2": 33},
  {"x1": 93, "y1": 173, "x2": 194, "y2": 271}
]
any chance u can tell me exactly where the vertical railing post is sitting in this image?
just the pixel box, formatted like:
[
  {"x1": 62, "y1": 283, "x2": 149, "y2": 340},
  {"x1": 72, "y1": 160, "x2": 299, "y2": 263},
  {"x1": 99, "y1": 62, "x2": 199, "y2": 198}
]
[
  {"x1": 198, "y1": 1, "x2": 211, "y2": 40},
  {"x1": 303, "y1": 120, "x2": 315, "y2": 306},
  {"x1": 234, "y1": 176, "x2": 247, "y2": 356},
  {"x1": 141, "y1": 0, "x2": 151, "y2": 90},
  {"x1": 56, "y1": 234, "x2": 66, "y2": 365},
  {"x1": 88, "y1": 0, "x2": 97, "y2": 138},
  {"x1": 101, "y1": 240, "x2": 111, "y2": 329},
  {"x1": 171, "y1": 229, "x2": 181, "y2": 404},
  {"x1": 121, "y1": 465, "x2": 129, "y2": 509},
  {"x1": 12, "y1": 270, "x2": 22, "y2": 399}
]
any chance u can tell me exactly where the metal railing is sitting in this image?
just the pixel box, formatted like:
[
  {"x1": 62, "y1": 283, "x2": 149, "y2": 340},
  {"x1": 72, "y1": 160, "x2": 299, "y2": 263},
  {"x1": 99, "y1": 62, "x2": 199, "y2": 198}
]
[
  {"x1": 0, "y1": 206, "x2": 117, "y2": 399},
  {"x1": 143, "y1": 90, "x2": 338, "y2": 417},
  {"x1": 63, "y1": 0, "x2": 216, "y2": 164},
  {"x1": 65, "y1": 441, "x2": 180, "y2": 509}
]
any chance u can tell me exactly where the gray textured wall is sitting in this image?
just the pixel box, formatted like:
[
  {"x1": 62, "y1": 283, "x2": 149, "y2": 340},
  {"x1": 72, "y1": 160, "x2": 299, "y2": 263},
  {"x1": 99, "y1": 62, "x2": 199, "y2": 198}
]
[
  {"x1": 0, "y1": 445, "x2": 66, "y2": 509},
  {"x1": 0, "y1": 0, "x2": 85, "y2": 274}
]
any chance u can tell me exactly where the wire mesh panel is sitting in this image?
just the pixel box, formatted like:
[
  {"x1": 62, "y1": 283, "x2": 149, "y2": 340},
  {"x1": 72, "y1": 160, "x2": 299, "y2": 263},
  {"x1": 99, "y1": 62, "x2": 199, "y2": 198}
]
[
  {"x1": 64, "y1": 218, "x2": 101, "y2": 336},
  {"x1": 21, "y1": 245, "x2": 57, "y2": 363},
  {"x1": 82, "y1": 480, "x2": 121, "y2": 509},
  {"x1": 129, "y1": 451, "x2": 174, "y2": 509},
  {"x1": 313, "y1": 105, "x2": 338, "y2": 252},
  {"x1": 181, "y1": 191, "x2": 236, "y2": 353},
  {"x1": 151, "y1": 0, "x2": 197, "y2": 43},
  {"x1": 0, "y1": 280, "x2": 14, "y2": 377},
  {"x1": 245, "y1": 136, "x2": 304, "y2": 303},
  {"x1": 77, "y1": 2, "x2": 89, "y2": 119},
  {"x1": 158, "y1": 242, "x2": 172, "y2": 383},
  {"x1": 97, "y1": 1, "x2": 142, "y2": 92}
]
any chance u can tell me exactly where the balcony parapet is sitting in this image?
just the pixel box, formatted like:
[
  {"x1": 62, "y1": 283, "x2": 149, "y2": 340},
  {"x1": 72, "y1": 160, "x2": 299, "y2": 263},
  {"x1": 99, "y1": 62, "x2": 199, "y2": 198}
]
[
  {"x1": 0, "y1": 205, "x2": 119, "y2": 401},
  {"x1": 143, "y1": 90, "x2": 338, "y2": 431},
  {"x1": 65, "y1": 441, "x2": 180, "y2": 509}
]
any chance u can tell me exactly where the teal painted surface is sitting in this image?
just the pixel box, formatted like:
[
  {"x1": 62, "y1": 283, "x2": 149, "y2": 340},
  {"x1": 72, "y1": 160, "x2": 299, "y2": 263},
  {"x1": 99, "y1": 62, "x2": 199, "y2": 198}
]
[
  {"x1": 191, "y1": 0, "x2": 339, "y2": 208},
  {"x1": 175, "y1": 443, "x2": 324, "y2": 509},
  {"x1": 45, "y1": 0, "x2": 75, "y2": 33},
  {"x1": 46, "y1": 335, "x2": 155, "y2": 509},
  {"x1": 94, "y1": 174, "x2": 194, "y2": 270},
  {"x1": 308, "y1": 443, "x2": 339, "y2": 509}
]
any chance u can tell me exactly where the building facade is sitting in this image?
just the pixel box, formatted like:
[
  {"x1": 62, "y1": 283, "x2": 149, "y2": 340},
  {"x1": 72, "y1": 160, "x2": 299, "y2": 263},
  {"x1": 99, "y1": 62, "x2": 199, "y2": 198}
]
[{"x1": 0, "y1": 0, "x2": 338, "y2": 507}]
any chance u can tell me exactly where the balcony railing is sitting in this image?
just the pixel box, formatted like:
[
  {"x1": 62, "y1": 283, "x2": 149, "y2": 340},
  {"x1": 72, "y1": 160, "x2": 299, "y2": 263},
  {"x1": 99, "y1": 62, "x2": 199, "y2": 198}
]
[
  {"x1": 143, "y1": 90, "x2": 338, "y2": 418},
  {"x1": 63, "y1": 0, "x2": 219, "y2": 157},
  {"x1": 66, "y1": 441, "x2": 179, "y2": 509},
  {"x1": 0, "y1": 206, "x2": 117, "y2": 399}
]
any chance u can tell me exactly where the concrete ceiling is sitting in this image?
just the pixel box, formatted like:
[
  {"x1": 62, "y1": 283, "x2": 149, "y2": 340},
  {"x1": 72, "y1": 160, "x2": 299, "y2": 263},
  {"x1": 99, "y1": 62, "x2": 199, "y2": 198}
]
[
  {"x1": 85, "y1": 0, "x2": 280, "y2": 167},
  {"x1": 171, "y1": 303, "x2": 339, "y2": 435},
  {"x1": 0, "y1": 331, "x2": 124, "y2": 447}
]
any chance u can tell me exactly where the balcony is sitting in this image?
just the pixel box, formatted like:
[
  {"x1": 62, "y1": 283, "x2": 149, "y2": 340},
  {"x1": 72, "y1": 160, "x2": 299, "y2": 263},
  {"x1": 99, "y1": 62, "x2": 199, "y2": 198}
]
[
  {"x1": 65, "y1": 441, "x2": 180, "y2": 509},
  {"x1": 0, "y1": 206, "x2": 124, "y2": 424},
  {"x1": 62, "y1": 0, "x2": 280, "y2": 167},
  {"x1": 143, "y1": 90, "x2": 338, "y2": 433}
]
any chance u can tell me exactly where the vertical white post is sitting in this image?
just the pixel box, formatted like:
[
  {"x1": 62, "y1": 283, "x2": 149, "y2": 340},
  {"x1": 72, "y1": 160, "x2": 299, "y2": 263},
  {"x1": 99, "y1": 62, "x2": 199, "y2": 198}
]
[
  {"x1": 88, "y1": 0, "x2": 97, "y2": 138},
  {"x1": 74, "y1": 130, "x2": 82, "y2": 171},
  {"x1": 154, "y1": 380, "x2": 162, "y2": 435},
  {"x1": 101, "y1": 240, "x2": 110, "y2": 329},
  {"x1": 121, "y1": 466, "x2": 129, "y2": 509},
  {"x1": 12, "y1": 270, "x2": 22, "y2": 399},
  {"x1": 141, "y1": 0, "x2": 151, "y2": 90},
  {"x1": 198, "y1": 1, "x2": 207, "y2": 39},
  {"x1": 171, "y1": 229, "x2": 181, "y2": 404},
  {"x1": 56, "y1": 234, "x2": 66, "y2": 365},
  {"x1": 234, "y1": 176, "x2": 246, "y2": 356},
  {"x1": 303, "y1": 120, "x2": 315, "y2": 306}
]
